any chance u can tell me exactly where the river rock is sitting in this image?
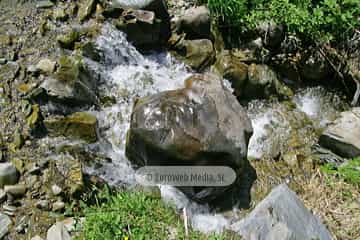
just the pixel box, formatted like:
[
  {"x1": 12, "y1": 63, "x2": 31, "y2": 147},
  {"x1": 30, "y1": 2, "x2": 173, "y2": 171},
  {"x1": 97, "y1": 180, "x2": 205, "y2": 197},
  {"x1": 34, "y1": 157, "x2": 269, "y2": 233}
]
[
  {"x1": 44, "y1": 112, "x2": 98, "y2": 143},
  {"x1": 40, "y1": 55, "x2": 98, "y2": 106},
  {"x1": 169, "y1": 36, "x2": 215, "y2": 71},
  {"x1": 126, "y1": 73, "x2": 253, "y2": 201},
  {"x1": 0, "y1": 162, "x2": 19, "y2": 188},
  {"x1": 115, "y1": 8, "x2": 169, "y2": 50},
  {"x1": 176, "y1": 6, "x2": 211, "y2": 40},
  {"x1": 319, "y1": 108, "x2": 360, "y2": 158},
  {"x1": 113, "y1": 0, "x2": 169, "y2": 20},
  {"x1": 231, "y1": 184, "x2": 332, "y2": 240},
  {"x1": 257, "y1": 20, "x2": 285, "y2": 50},
  {"x1": 212, "y1": 51, "x2": 248, "y2": 97},
  {"x1": 245, "y1": 64, "x2": 293, "y2": 100},
  {"x1": 46, "y1": 222, "x2": 71, "y2": 240},
  {"x1": 0, "y1": 213, "x2": 11, "y2": 239}
]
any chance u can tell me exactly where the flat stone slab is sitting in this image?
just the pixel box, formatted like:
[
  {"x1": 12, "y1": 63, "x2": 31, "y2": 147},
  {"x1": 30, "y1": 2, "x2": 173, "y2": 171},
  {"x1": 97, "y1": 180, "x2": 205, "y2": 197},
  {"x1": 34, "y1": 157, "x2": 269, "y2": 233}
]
[
  {"x1": 320, "y1": 107, "x2": 360, "y2": 158},
  {"x1": 231, "y1": 184, "x2": 332, "y2": 240}
]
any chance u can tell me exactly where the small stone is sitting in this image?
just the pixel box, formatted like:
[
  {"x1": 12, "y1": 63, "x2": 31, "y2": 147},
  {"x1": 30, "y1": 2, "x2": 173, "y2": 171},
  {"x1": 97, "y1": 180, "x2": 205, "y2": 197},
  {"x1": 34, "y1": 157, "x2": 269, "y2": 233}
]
[
  {"x1": 52, "y1": 201, "x2": 65, "y2": 212},
  {"x1": 36, "y1": 59, "x2": 56, "y2": 74},
  {"x1": 36, "y1": 1, "x2": 54, "y2": 9},
  {"x1": 3, "y1": 204, "x2": 17, "y2": 213},
  {"x1": 31, "y1": 236, "x2": 44, "y2": 240},
  {"x1": 0, "y1": 58, "x2": 6, "y2": 65},
  {"x1": 46, "y1": 222, "x2": 71, "y2": 240},
  {"x1": 53, "y1": 8, "x2": 68, "y2": 21},
  {"x1": 9, "y1": 130, "x2": 24, "y2": 152},
  {"x1": 0, "y1": 189, "x2": 6, "y2": 203},
  {"x1": 51, "y1": 185, "x2": 62, "y2": 196},
  {"x1": 36, "y1": 200, "x2": 50, "y2": 211},
  {"x1": 4, "y1": 184, "x2": 27, "y2": 198},
  {"x1": 0, "y1": 163, "x2": 19, "y2": 188},
  {"x1": 57, "y1": 30, "x2": 80, "y2": 50},
  {"x1": 0, "y1": 213, "x2": 11, "y2": 239}
]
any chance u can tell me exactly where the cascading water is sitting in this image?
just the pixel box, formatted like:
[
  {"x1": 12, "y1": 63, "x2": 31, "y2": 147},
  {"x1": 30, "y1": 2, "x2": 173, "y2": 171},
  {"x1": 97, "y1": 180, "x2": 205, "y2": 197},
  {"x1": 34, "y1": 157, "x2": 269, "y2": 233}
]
[{"x1": 82, "y1": 23, "x2": 348, "y2": 234}]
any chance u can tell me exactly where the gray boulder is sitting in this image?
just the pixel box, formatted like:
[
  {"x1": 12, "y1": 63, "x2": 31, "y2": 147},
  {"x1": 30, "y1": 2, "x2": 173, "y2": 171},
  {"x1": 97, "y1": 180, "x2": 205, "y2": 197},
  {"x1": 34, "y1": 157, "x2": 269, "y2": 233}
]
[
  {"x1": 126, "y1": 74, "x2": 253, "y2": 201},
  {"x1": 0, "y1": 162, "x2": 19, "y2": 188},
  {"x1": 176, "y1": 6, "x2": 212, "y2": 40},
  {"x1": 257, "y1": 21, "x2": 285, "y2": 50},
  {"x1": 319, "y1": 108, "x2": 360, "y2": 158},
  {"x1": 0, "y1": 213, "x2": 11, "y2": 239},
  {"x1": 231, "y1": 184, "x2": 333, "y2": 240}
]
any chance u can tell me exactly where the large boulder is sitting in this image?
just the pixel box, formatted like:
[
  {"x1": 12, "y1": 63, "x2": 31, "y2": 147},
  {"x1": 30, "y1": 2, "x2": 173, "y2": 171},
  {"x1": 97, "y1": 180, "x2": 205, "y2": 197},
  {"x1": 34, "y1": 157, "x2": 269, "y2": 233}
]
[
  {"x1": 40, "y1": 55, "x2": 98, "y2": 106},
  {"x1": 231, "y1": 184, "x2": 332, "y2": 240},
  {"x1": 126, "y1": 74, "x2": 253, "y2": 201},
  {"x1": 319, "y1": 108, "x2": 360, "y2": 158},
  {"x1": 115, "y1": 8, "x2": 169, "y2": 50}
]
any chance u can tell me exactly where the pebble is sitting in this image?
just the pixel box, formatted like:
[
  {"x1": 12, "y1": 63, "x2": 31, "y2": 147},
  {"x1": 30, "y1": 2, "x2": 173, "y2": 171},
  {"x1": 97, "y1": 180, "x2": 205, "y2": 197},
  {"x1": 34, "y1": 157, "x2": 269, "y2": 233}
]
[
  {"x1": 36, "y1": 0, "x2": 54, "y2": 9},
  {"x1": 46, "y1": 222, "x2": 71, "y2": 240},
  {"x1": 36, "y1": 200, "x2": 50, "y2": 211},
  {"x1": 51, "y1": 185, "x2": 62, "y2": 196},
  {"x1": 31, "y1": 236, "x2": 44, "y2": 240}
]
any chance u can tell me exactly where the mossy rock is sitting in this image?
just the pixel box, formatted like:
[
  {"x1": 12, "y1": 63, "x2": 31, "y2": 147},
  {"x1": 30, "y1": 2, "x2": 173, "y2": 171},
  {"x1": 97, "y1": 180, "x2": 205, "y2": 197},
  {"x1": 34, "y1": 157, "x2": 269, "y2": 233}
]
[
  {"x1": 44, "y1": 112, "x2": 98, "y2": 143},
  {"x1": 57, "y1": 30, "x2": 80, "y2": 50},
  {"x1": 78, "y1": 0, "x2": 97, "y2": 22}
]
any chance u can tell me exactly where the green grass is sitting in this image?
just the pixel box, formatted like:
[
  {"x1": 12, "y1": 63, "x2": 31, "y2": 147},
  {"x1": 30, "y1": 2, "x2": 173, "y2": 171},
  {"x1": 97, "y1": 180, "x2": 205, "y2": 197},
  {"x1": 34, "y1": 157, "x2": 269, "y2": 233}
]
[
  {"x1": 203, "y1": 0, "x2": 360, "y2": 44},
  {"x1": 321, "y1": 157, "x2": 360, "y2": 186},
  {"x1": 76, "y1": 188, "x2": 241, "y2": 240}
]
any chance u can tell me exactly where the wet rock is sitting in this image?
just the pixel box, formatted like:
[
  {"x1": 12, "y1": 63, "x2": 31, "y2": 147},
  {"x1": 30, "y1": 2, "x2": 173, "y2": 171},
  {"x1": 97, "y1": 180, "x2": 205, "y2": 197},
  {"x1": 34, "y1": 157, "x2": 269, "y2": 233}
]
[
  {"x1": 231, "y1": 184, "x2": 332, "y2": 240},
  {"x1": 169, "y1": 36, "x2": 215, "y2": 71},
  {"x1": 78, "y1": 0, "x2": 97, "y2": 22},
  {"x1": 126, "y1": 74, "x2": 253, "y2": 201},
  {"x1": 176, "y1": 6, "x2": 211, "y2": 40},
  {"x1": 46, "y1": 222, "x2": 71, "y2": 240},
  {"x1": 244, "y1": 64, "x2": 293, "y2": 100},
  {"x1": 320, "y1": 108, "x2": 360, "y2": 158},
  {"x1": 4, "y1": 184, "x2": 27, "y2": 198},
  {"x1": 113, "y1": 0, "x2": 169, "y2": 20},
  {"x1": 36, "y1": 59, "x2": 56, "y2": 74},
  {"x1": 44, "y1": 112, "x2": 98, "y2": 143},
  {"x1": 36, "y1": 1, "x2": 54, "y2": 9},
  {"x1": 40, "y1": 55, "x2": 98, "y2": 105},
  {"x1": 212, "y1": 51, "x2": 248, "y2": 97},
  {"x1": 56, "y1": 30, "x2": 80, "y2": 50},
  {"x1": 300, "y1": 50, "x2": 331, "y2": 81},
  {"x1": 115, "y1": 9, "x2": 170, "y2": 50},
  {"x1": 0, "y1": 162, "x2": 19, "y2": 188},
  {"x1": 0, "y1": 213, "x2": 11, "y2": 239}
]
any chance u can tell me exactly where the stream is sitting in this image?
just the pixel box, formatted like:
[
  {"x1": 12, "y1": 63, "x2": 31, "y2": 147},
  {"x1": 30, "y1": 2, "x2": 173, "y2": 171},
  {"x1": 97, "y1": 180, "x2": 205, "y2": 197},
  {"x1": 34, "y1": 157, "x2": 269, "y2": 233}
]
[{"x1": 79, "y1": 23, "x2": 347, "y2": 234}]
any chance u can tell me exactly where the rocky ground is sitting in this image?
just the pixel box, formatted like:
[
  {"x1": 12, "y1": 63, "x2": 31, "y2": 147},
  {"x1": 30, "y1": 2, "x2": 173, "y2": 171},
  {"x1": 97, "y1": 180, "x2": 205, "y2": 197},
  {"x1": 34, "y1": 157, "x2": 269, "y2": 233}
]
[{"x1": 0, "y1": 0, "x2": 359, "y2": 240}]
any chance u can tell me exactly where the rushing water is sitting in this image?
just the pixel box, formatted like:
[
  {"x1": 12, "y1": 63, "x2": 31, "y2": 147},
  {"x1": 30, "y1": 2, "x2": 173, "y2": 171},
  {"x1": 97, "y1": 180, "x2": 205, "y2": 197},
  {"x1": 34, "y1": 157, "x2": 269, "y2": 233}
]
[{"x1": 82, "y1": 24, "x2": 347, "y2": 234}]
